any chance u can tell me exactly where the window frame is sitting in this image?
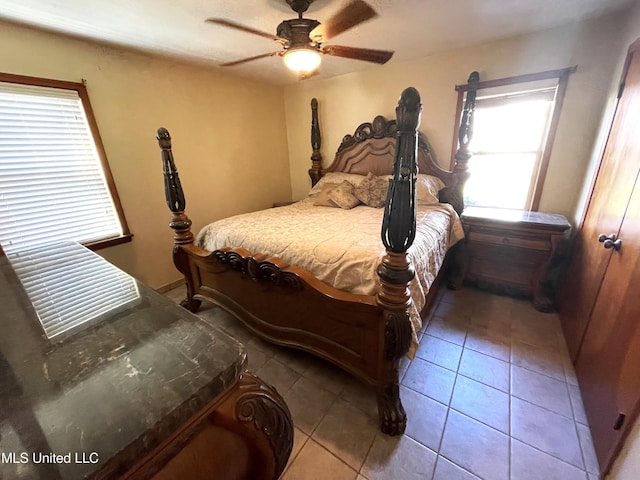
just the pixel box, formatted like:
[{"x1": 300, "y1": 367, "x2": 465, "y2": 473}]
[
  {"x1": 451, "y1": 66, "x2": 576, "y2": 211},
  {"x1": 0, "y1": 72, "x2": 131, "y2": 251}
]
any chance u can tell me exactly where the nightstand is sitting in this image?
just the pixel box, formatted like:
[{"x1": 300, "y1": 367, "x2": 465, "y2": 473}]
[{"x1": 460, "y1": 206, "x2": 572, "y2": 312}]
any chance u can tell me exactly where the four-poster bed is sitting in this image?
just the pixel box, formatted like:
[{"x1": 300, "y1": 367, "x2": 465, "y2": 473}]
[{"x1": 156, "y1": 79, "x2": 477, "y2": 435}]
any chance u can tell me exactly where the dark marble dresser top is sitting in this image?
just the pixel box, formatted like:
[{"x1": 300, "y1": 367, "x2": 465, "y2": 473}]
[
  {"x1": 461, "y1": 206, "x2": 572, "y2": 231},
  {"x1": 0, "y1": 242, "x2": 246, "y2": 480}
]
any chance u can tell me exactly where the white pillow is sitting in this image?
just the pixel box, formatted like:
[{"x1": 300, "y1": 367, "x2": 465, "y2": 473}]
[{"x1": 416, "y1": 174, "x2": 445, "y2": 205}]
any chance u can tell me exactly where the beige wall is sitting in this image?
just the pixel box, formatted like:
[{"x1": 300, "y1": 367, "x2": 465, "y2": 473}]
[
  {"x1": 606, "y1": 4, "x2": 640, "y2": 478},
  {"x1": 283, "y1": 10, "x2": 628, "y2": 221},
  {"x1": 0, "y1": 20, "x2": 291, "y2": 288}
]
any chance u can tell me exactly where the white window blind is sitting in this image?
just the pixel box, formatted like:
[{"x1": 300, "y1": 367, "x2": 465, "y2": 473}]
[
  {"x1": 0, "y1": 81, "x2": 123, "y2": 254},
  {"x1": 8, "y1": 242, "x2": 140, "y2": 341},
  {"x1": 464, "y1": 85, "x2": 558, "y2": 210}
]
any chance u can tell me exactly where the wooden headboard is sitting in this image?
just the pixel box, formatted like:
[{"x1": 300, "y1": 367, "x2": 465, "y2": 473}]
[
  {"x1": 322, "y1": 115, "x2": 454, "y2": 187},
  {"x1": 307, "y1": 78, "x2": 478, "y2": 215}
]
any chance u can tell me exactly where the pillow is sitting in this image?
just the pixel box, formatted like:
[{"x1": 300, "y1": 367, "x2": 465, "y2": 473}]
[
  {"x1": 308, "y1": 172, "x2": 366, "y2": 196},
  {"x1": 328, "y1": 180, "x2": 361, "y2": 209},
  {"x1": 416, "y1": 174, "x2": 445, "y2": 205},
  {"x1": 355, "y1": 172, "x2": 389, "y2": 208},
  {"x1": 313, "y1": 182, "x2": 339, "y2": 207}
]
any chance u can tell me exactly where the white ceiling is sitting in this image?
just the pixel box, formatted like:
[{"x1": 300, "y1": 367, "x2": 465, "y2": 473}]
[{"x1": 0, "y1": 0, "x2": 634, "y2": 85}]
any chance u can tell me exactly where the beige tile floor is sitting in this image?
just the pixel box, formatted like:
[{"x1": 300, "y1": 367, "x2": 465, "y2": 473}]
[{"x1": 165, "y1": 286, "x2": 600, "y2": 480}]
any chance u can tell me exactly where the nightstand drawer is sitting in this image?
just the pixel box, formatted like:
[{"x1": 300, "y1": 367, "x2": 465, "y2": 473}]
[
  {"x1": 467, "y1": 255, "x2": 536, "y2": 291},
  {"x1": 468, "y1": 231, "x2": 550, "y2": 251}
]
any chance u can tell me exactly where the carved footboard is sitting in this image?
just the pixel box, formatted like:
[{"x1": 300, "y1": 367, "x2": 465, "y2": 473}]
[{"x1": 156, "y1": 88, "x2": 425, "y2": 435}]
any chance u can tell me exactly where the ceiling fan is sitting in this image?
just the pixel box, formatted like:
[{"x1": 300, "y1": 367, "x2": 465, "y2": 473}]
[{"x1": 206, "y1": 0, "x2": 394, "y2": 79}]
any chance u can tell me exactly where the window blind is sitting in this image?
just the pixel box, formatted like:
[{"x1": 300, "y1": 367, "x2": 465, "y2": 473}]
[
  {"x1": 8, "y1": 242, "x2": 140, "y2": 341},
  {"x1": 475, "y1": 86, "x2": 557, "y2": 109},
  {"x1": 464, "y1": 86, "x2": 557, "y2": 210},
  {"x1": 0, "y1": 81, "x2": 123, "y2": 254}
]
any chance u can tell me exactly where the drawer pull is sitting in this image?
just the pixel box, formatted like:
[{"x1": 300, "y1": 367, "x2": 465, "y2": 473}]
[
  {"x1": 603, "y1": 238, "x2": 622, "y2": 251},
  {"x1": 502, "y1": 237, "x2": 510, "y2": 245},
  {"x1": 614, "y1": 412, "x2": 626, "y2": 430},
  {"x1": 598, "y1": 233, "x2": 617, "y2": 242}
]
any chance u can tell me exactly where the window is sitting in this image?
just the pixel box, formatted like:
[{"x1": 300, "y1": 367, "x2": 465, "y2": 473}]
[
  {"x1": 0, "y1": 73, "x2": 130, "y2": 254},
  {"x1": 452, "y1": 67, "x2": 575, "y2": 211}
]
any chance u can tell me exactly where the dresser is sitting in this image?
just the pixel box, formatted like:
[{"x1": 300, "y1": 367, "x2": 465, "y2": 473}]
[
  {"x1": 460, "y1": 206, "x2": 571, "y2": 312},
  {"x1": 0, "y1": 242, "x2": 293, "y2": 480}
]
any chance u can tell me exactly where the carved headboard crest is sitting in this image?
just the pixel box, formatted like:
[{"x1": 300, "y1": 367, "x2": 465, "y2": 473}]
[
  {"x1": 338, "y1": 116, "x2": 396, "y2": 152},
  {"x1": 337, "y1": 115, "x2": 433, "y2": 157}
]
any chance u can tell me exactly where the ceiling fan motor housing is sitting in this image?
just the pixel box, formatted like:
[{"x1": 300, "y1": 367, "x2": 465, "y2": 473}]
[{"x1": 277, "y1": 18, "x2": 321, "y2": 48}]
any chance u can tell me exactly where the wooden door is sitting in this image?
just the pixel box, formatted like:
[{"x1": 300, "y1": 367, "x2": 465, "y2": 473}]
[
  {"x1": 559, "y1": 39, "x2": 640, "y2": 360},
  {"x1": 576, "y1": 173, "x2": 640, "y2": 473}
]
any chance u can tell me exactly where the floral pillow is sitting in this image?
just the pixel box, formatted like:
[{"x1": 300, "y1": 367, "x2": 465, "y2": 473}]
[
  {"x1": 328, "y1": 180, "x2": 361, "y2": 209},
  {"x1": 355, "y1": 172, "x2": 389, "y2": 208},
  {"x1": 313, "y1": 182, "x2": 340, "y2": 207}
]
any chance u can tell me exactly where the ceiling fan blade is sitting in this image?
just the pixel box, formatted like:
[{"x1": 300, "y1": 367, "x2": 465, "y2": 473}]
[
  {"x1": 322, "y1": 45, "x2": 393, "y2": 64},
  {"x1": 206, "y1": 18, "x2": 284, "y2": 43},
  {"x1": 310, "y1": 0, "x2": 377, "y2": 42},
  {"x1": 220, "y1": 51, "x2": 283, "y2": 67}
]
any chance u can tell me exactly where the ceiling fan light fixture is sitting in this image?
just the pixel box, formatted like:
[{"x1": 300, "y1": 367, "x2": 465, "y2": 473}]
[{"x1": 283, "y1": 47, "x2": 321, "y2": 73}]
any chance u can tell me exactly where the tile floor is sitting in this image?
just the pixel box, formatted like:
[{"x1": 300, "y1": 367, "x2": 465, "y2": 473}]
[{"x1": 165, "y1": 286, "x2": 600, "y2": 480}]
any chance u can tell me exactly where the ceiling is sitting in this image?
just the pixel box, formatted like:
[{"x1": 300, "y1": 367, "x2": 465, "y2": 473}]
[{"x1": 0, "y1": 0, "x2": 634, "y2": 86}]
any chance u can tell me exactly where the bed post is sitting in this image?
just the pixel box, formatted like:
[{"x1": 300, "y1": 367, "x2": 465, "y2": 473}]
[
  {"x1": 156, "y1": 127, "x2": 202, "y2": 312},
  {"x1": 447, "y1": 71, "x2": 478, "y2": 213},
  {"x1": 308, "y1": 98, "x2": 323, "y2": 186},
  {"x1": 375, "y1": 87, "x2": 421, "y2": 435},
  {"x1": 444, "y1": 71, "x2": 478, "y2": 288}
]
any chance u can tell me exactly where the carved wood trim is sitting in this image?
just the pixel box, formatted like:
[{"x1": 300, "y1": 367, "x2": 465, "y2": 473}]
[
  {"x1": 337, "y1": 115, "x2": 397, "y2": 152},
  {"x1": 373, "y1": 87, "x2": 423, "y2": 437},
  {"x1": 157, "y1": 128, "x2": 195, "y2": 245},
  {"x1": 213, "y1": 248, "x2": 303, "y2": 291},
  {"x1": 336, "y1": 115, "x2": 434, "y2": 155},
  {"x1": 233, "y1": 372, "x2": 294, "y2": 477},
  {"x1": 121, "y1": 371, "x2": 293, "y2": 480},
  {"x1": 326, "y1": 115, "x2": 440, "y2": 176},
  {"x1": 377, "y1": 382, "x2": 407, "y2": 436},
  {"x1": 452, "y1": 71, "x2": 478, "y2": 213},
  {"x1": 308, "y1": 98, "x2": 323, "y2": 186}
]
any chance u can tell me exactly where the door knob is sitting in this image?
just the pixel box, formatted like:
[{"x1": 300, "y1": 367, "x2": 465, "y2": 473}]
[
  {"x1": 598, "y1": 233, "x2": 617, "y2": 242},
  {"x1": 604, "y1": 238, "x2": 622, "y2": 251}
]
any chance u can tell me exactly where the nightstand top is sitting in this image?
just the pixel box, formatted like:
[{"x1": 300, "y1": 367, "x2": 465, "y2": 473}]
[{"x1": 461, "y1": 206, "x2": 571, "y2": 231}]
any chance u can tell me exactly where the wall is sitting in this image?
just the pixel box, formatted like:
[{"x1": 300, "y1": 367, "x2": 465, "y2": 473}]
[
  {"x1": 606, "y1": 4, "x2": 640, "y2": 478},
  {"x1": 0, "y1": 20, "x2": 291, "y2": 288},
  {"x1": 283, "y1": 10, "x2": 628, "y2": 221}
]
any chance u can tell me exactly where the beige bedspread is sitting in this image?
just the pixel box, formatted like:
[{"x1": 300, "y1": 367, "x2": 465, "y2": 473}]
[{"x1": 197, "y1": 198, "x2": 464, "y2": 357}]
